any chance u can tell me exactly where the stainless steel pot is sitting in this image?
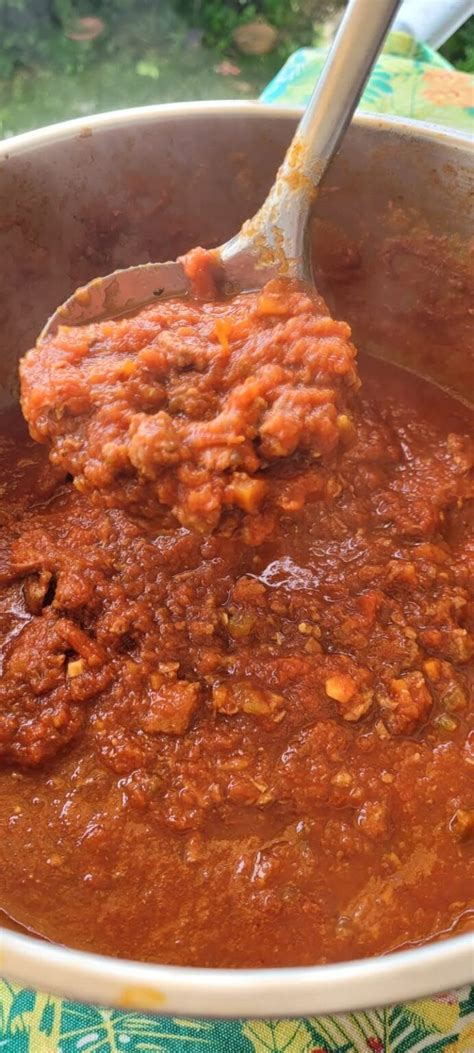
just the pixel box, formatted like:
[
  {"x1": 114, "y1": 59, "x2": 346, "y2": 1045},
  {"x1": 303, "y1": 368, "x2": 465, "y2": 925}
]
[{"x1": 0, "y1": 102, "x2": 472, "y2": 1017}]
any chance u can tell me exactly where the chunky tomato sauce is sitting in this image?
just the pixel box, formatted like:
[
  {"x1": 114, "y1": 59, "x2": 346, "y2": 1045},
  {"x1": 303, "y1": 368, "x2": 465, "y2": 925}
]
[
  {"x1": 20, "y1": 279, "x2": 358, "y2": 532},
  {"x1": 0, "y1": 278, "x2": 473, "y2": 967}
]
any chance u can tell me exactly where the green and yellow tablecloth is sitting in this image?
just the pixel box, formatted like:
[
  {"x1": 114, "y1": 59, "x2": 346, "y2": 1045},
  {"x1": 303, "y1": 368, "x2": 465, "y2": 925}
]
[
  {"x1": 1, "y1": 979, "x2": 473, "y2": 1050},
  {"x1": 1, "y1": 28, "x2": 473, "y2": 1053},
  {"x1": 261, "y1": 30, "x2": 473, "y2": 131}
]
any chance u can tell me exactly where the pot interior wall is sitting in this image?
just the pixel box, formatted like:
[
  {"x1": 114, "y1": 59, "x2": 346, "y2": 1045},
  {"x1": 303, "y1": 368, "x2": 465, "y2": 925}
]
[{"x1": 0, "y1": 109, "x2": 472, "y2": 407}]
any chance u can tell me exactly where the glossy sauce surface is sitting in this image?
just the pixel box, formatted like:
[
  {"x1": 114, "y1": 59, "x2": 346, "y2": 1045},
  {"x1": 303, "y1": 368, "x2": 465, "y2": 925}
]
[{"x1": 1, "y1": 314, "x2": 473, "y2": 965}]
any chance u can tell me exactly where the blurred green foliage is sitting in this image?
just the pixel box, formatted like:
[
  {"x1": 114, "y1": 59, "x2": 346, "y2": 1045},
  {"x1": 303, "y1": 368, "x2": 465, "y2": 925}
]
[
  {"x1": 0, "y1": 2, "x2": 471, "y2": 138},
  {"x1": 0, "y1": 0, "x2": 287, "y2": 137},
  {"x1": 177, "y1": 0, "x2": 330, "y2": 52},
  {"x1": 440, "y1": 16, "x2": 474, "y2": 72},
  {"x1": 1, "y1": 1, "x2": 472, "y2": 82},
  {"x1": 0, "y1": 1, "x2": 153, "y2": 77},
  {"x1": 0, "y1": 0, "x2": 330, "y2": 78},
  {"x1": 0, "y1": 1, "x2": 79, "y2": 78}
]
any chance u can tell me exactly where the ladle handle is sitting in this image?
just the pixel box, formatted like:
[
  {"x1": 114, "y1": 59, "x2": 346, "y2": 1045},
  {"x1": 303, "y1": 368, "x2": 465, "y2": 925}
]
[
  {"x1": 223, "y1": 0, "x2": 403, "y2": 283},
  {"x1": 290, "y1": 0, "x2": 403, "y2": 182}
]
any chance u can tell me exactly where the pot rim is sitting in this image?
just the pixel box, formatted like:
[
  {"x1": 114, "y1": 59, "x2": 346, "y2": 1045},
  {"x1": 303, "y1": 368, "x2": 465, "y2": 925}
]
[
  {"x1": 2, "y1": 922, "x2": 473, "y2": 1017},
  {"x1": 1, "y1": 99, "x2": 472, "y2": 156},
  {"x1": 0, "y1": 101, "x2": 473, "y2": 1017}
]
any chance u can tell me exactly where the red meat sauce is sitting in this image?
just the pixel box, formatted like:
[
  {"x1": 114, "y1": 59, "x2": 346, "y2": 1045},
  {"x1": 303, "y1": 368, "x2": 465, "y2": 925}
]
[
  {"x1": 0, "y1": 276, "x2": 473, "y2": 967},
  {"x1": 20, "y1": 276, "x2": 359, "y2": 532}
]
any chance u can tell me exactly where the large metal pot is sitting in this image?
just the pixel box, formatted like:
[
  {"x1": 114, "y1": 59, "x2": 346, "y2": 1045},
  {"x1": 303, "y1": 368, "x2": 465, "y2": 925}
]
[{"x1": 0, "y1": 103, "x2": 472, "y2": 1017}]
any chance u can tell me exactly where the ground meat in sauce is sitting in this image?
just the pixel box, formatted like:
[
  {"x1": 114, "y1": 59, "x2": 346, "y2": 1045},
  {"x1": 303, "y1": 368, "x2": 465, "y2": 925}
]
[
  {"x1": 0, "y1": 287, "x2": 473, "y2": 967},
  {"x1": 20, "y1": 278, "x2": 359, "y2": 531}
]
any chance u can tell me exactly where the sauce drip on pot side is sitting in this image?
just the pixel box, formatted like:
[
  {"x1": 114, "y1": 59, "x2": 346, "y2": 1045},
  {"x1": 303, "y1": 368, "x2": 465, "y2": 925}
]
[{"x1": 1, "y1": 330, "x2": 473, "y2": 965}]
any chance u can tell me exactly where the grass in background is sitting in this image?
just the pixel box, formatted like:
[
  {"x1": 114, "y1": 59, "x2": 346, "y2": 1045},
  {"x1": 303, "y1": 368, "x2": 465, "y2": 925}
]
[
  {"x1": 0, "y1": 2, "x2": 285, "y2": 138},
  {"x1": 0, "y1": 2, "x2": 472, "y2": 139}
]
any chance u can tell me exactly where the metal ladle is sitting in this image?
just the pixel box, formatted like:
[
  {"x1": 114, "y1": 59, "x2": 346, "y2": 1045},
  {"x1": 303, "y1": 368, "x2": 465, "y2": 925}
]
[{"x1": 43, "y1": 0, "x2": 402, "y2": 338}]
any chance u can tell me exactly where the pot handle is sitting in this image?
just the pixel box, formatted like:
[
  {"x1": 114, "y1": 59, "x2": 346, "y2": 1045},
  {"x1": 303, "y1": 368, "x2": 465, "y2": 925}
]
[{"x1": 393, "y1": 0, "x2": 474, "y2": 48}]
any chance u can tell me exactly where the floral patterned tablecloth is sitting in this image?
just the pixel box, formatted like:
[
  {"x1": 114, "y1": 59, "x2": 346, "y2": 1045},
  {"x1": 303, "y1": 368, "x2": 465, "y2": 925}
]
[
  {"x1": 261, "y1": 30, "x2": 474, "y2": 131},
  {"x1": 0, "y1": 978, "x2": 473, "y2": 1051},
  {"x1": 1, "y1": 28, "x2": 473, "y2": 1053}
]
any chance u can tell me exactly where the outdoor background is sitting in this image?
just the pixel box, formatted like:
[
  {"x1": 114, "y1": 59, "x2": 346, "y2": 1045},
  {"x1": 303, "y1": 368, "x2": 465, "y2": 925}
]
[{"x1": 1, "y1": 0, "x2": 473, "y2": 139}]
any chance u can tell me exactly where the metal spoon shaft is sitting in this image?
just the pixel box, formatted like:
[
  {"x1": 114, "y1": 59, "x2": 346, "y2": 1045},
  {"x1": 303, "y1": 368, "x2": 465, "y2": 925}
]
[
  {"x1": 43, "y1": 0, "x2": 403, "y2": 334},
  {"x1": 222, "y1": 0, "x2": 402, "y2": 285}
]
